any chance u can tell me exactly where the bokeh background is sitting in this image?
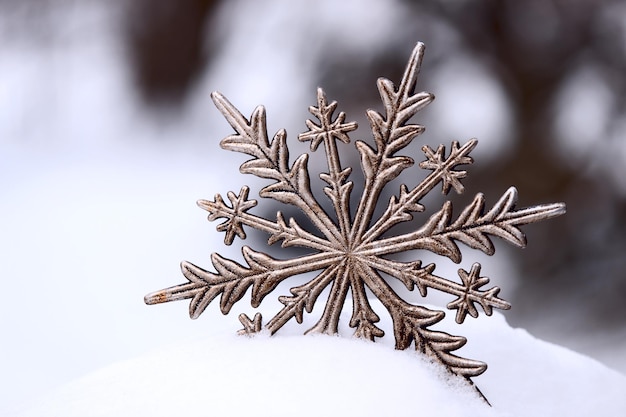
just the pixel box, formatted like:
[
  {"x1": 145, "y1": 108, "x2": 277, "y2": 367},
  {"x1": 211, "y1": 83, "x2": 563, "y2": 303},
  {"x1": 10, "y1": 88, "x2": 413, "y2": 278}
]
[{"x1": 1, "y1": 0, "x2": 625, "y2": 412}]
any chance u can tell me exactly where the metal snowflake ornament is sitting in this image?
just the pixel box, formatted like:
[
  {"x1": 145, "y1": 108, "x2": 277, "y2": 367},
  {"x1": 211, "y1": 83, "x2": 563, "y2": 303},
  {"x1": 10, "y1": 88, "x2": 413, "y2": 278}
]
[{"x1": 145, "y1": 42, "x2": 565, "y2": 400}]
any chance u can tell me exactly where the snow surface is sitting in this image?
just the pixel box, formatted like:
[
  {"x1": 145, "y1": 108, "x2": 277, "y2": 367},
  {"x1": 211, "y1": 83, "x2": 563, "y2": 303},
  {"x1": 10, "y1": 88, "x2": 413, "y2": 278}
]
[{"x1": 8, "y1": 310, "x2": 626, "y2": 417}]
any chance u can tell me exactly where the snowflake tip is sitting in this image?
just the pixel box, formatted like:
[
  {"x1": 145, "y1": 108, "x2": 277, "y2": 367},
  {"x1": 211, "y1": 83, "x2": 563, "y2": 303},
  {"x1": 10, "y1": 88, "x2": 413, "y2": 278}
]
[
  {"x1": 420, "y1": 142, "x2": 474, "y2": 195},
  {"x1": 447, "y1": 263, "x2": 511, "y2": 324},
  {"x1": 238, "y1": 312, "x2": 263, "y2": 335}
]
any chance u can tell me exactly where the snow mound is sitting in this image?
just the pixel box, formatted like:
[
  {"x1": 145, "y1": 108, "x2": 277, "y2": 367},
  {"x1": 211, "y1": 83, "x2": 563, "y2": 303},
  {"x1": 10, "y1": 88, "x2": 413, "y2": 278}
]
[{"x1": 11, "y1": 312, "x2": 626, "y2": 417}]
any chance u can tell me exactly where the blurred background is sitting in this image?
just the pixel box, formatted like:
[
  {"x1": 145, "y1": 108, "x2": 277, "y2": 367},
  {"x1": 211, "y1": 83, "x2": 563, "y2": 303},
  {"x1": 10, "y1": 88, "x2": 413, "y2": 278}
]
[{"x1": 1, "y1": 0, "x2": 625, "y2": 412}]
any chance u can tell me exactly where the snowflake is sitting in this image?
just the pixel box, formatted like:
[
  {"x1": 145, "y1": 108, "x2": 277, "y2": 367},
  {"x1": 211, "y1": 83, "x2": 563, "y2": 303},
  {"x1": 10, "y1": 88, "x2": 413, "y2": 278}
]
[{"x1": 145, "y1": 42, "x2": 565, "y2": 400}]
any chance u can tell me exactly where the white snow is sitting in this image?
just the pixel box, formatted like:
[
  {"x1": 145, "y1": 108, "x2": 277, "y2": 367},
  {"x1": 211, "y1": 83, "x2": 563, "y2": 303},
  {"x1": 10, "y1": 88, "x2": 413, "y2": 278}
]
[{"x1": 7, "y1": 310, "x2": 626, "y2": 417}]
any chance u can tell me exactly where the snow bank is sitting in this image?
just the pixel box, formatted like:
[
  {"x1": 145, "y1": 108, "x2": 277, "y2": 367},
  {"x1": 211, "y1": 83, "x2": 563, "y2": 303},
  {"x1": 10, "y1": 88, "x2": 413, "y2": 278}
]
[{"x1": 10, "y1": 311, "x2": 626, "y2": 417}]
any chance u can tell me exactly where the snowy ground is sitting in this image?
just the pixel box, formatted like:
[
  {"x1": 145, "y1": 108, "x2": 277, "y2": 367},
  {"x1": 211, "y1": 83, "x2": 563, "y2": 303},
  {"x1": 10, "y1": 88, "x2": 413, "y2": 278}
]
[
  {"x1": 1, "y1": 1, "x2": 625, "y2": 414},
  {"x1": 7, "y1": 309, "x2": 626, "y2": 417}
]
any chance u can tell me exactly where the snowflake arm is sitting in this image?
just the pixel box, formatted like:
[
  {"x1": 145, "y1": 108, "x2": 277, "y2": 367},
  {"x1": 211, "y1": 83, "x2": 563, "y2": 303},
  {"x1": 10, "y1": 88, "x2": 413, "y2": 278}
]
[
  {"x1": 211, "y1": 92, "x2": 343, "y2": 245},
  {"x1": 351, "y1": 42, "x2": 434, "y2": 244},
  {"x1": 368, "y1": 257, "x2": 511, "y2": 323},
  {"x1": 299, "y1": 88, "x2": 357, "y2": 244},
  {"x1": 197, "y1": 186, "x2": 334, "y2": 252},
  {"x1": 353, "y1": 261, "x2": 489, "y2": 380},
  {"x1": 361, "y1": 186, "x2": 566, "y2": 263},
  {"x1": 144, "y1": 248, "x2": 342, "y2": 319},
  {"x1": 361, "y1": 140, "x2": 478, "y2": 243},
  {"x1": 240, "y1": 261, "x2": 341, "y2": 335},
  {"x1": 348, "y1": 270, "x2": 385, "y2": 341}
]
